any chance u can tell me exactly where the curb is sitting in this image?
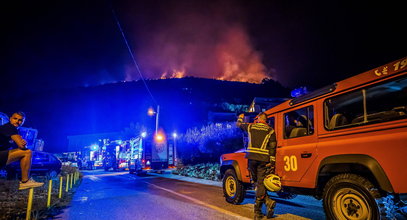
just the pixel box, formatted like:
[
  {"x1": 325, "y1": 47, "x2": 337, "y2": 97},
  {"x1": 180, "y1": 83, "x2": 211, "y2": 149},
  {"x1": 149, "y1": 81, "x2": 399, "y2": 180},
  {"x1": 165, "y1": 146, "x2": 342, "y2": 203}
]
[{"x1": 148, "y1": 171, "x2": 222, "y2": 187}]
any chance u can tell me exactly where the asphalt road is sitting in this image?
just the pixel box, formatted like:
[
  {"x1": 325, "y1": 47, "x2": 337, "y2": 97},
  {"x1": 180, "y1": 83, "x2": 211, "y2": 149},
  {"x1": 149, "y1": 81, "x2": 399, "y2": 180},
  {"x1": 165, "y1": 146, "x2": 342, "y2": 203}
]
[{"x1": 55, "y1": 170, "x2": 326, "y2": 220}]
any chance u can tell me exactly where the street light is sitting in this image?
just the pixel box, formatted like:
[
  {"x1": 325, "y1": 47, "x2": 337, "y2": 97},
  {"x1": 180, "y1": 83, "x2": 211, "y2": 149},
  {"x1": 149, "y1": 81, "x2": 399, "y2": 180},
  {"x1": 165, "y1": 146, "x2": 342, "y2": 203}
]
[
  {"x1": 147, "y1": 108, "x2": 155, "y2": 116},
  {"x1": 90, "y1": 144, "x2": 99, "y2": 151},
  {"x1": 148, "y1": 106, "x2": 160, "y2": 134},
  {"x1": 155, "y1": 133, "x2": 164, "y2": 143},
  {"x1": 139, "y1": 132, "x2": 147, "y2": 167},
  {"x1": 173, "y1": 132, "x2": 177, "y2": 166}
]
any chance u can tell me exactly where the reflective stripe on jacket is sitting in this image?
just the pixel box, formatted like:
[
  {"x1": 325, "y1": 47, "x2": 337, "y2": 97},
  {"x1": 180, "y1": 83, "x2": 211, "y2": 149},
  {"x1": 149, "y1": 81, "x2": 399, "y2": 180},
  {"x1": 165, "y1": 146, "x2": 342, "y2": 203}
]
[{"x1": 238, "y1": 121, "x2": 276, "y2": 162}]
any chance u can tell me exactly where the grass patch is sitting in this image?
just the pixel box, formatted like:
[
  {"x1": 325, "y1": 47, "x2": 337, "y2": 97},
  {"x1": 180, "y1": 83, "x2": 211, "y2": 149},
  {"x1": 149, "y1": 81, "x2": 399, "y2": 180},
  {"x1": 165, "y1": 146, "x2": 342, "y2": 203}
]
[{"x1": 0, "y1": 166, "x2": 81, "y2": 220}]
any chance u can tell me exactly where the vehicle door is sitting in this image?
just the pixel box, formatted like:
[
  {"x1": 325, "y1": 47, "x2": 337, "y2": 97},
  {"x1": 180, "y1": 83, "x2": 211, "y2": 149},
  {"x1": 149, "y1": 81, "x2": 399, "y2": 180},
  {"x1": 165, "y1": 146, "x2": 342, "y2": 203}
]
[{"x1": 276, "y1": 105, "x2": 318, "y2": 185}]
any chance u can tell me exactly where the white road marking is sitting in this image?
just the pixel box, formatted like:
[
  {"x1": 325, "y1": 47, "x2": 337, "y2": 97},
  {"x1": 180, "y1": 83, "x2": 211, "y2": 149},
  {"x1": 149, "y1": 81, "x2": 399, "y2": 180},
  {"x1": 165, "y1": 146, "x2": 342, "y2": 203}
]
[
  {"x1": 74, "y1": 196, "x2": 89, "y2": 203},
  {"x1": 84, "y1": 172, "x2": 128, "y2": 181},
  {"x1": 85, "y1": 175, "x2": 101, "y2": 181},
  {"x1": 145, "y1": 182, "x2": 251, "y2": 220},
  {"x1": 80, "y1": 172, "x2": 313, "y2": 219},
  {"x1": 89, "y1": 172, "x2": 128, "y2": 177}
]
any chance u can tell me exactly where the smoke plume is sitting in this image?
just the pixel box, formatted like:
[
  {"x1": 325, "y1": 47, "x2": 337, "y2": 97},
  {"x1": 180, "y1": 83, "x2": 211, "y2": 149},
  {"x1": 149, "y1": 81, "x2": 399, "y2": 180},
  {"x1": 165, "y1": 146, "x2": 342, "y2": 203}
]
[{"x1": 124, "y1": 1, "x2": 268, "y2": 83}]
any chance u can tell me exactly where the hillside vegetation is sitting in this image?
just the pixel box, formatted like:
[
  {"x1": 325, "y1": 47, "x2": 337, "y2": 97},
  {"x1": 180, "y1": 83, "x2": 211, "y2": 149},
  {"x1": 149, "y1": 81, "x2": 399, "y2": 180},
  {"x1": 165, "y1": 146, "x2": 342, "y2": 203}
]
[{"x1": 3, "y1": 77, "x2": 289, "y2": 152}]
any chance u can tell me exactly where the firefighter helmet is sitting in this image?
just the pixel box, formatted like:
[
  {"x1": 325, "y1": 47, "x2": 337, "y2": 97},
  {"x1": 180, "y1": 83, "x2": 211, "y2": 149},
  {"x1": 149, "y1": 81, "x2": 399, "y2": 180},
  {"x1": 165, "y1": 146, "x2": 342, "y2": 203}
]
[{"x1": 264, "y1": 174, "x2": 281, "y2": 192}]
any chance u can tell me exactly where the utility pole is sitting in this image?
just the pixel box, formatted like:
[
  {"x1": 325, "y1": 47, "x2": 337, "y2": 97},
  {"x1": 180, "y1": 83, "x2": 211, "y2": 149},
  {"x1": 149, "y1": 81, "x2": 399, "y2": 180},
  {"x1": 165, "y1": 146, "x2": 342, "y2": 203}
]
[
  {"x1": 155, "y1": 105, "x2": 160, "y2": 134},
  {"x1": 173, "y1": 133, "x2": 177, "y2": 166}
]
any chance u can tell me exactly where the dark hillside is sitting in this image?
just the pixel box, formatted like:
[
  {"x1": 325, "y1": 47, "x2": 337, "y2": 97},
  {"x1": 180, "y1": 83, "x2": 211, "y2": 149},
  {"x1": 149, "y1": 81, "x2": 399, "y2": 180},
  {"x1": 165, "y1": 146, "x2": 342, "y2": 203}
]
[{"x1": 2, "y1": 77, "x2": 289, "y2": 152}]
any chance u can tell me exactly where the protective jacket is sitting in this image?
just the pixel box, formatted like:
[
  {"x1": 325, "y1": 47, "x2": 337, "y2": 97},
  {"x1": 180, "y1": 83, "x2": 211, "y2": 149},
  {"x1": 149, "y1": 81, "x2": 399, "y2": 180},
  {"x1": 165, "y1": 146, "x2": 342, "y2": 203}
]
[{"x1": 237, "y1": 117, "x2": 276, "y2": 163}]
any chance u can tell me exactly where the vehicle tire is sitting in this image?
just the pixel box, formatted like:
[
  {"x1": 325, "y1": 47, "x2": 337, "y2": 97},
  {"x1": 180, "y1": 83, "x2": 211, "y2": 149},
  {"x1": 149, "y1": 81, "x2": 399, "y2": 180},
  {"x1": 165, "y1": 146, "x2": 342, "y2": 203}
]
[
  {"x1": 276, "y1": 191, "x2": 298, "y2": 200},
  {"x1": 223, "y1": 169, "x2": 246, "y2": 204},
  {"x1": 323, "y1": 173, "x2": 395, "y2": 220},
  {"x1": 129, "y1": 169, "x2": 135, "y2": 174},
  {"x1": 104, "y1": 167, "x2": 109, "y2": 171}
]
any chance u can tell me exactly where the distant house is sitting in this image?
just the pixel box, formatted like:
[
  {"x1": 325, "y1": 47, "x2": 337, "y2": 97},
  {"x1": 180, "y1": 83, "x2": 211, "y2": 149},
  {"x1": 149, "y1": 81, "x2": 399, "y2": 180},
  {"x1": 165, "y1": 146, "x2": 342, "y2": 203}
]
[
  {"x1": 208, "y1": 97, "x2": 288, "y2": 123},
  {"x1": 208, "y1": 111, "x2": 237, "y2": 123},
  {"x1": 248, "y1": 97, "x2": 288, "y2": 113}
]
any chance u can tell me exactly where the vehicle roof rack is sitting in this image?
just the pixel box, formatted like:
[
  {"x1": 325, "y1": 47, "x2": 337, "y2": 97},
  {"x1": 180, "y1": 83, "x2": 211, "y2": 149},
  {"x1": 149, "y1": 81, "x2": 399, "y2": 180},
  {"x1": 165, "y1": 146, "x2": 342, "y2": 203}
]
[{"x1": 290, "y1": 83, "x2": 337, "y2": 106}]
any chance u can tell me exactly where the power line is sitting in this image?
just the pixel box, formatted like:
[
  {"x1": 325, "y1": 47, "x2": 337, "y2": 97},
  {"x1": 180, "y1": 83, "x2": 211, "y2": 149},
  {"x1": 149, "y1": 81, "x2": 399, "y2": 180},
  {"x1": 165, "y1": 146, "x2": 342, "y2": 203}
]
[{"x1": 110, "y1": 5, "x2": 158, "y2": 105}]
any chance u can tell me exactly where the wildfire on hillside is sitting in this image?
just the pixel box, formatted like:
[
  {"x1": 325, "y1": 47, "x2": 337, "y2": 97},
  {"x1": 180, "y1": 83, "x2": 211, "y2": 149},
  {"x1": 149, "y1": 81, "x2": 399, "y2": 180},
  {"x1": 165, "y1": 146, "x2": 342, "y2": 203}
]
[
  {"x1": 160, "y1": 69, "x2": 185, "y2": 79},
  {"x1": 129, "y1": 26, "x2": 268, "y2": 83},
  {"x1": 124, "y1": 1, "x2": 271, "y2": 84}
]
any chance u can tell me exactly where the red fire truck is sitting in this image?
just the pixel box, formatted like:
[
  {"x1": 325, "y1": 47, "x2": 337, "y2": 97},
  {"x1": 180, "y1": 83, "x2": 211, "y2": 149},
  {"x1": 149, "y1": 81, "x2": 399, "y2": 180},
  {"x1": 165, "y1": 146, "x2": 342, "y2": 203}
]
[{"x1": 129, "y1": 132, "x2": 177, "y2": 174}]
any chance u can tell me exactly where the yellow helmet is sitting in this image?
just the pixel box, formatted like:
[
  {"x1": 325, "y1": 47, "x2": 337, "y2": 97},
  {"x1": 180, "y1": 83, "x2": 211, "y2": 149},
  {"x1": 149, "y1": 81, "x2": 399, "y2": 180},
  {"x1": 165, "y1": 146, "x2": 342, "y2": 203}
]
[{"x1": 264, "y1": 174, "x2": 281, "y2": 192}]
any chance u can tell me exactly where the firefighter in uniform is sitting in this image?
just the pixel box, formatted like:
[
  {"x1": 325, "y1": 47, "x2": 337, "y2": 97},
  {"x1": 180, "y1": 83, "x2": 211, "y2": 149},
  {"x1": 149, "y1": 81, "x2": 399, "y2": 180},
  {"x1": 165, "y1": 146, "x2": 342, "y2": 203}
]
[{"x1": 237, "y1": 112, "x2": 277, "y2": 219}]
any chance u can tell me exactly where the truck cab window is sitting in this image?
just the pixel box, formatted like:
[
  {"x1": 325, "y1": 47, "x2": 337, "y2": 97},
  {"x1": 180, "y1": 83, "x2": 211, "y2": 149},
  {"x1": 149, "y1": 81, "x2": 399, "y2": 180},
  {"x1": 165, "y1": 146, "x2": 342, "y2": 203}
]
[
  {"x1": 325, "y1": 75, "x2": 407, "y2": 130},
  {"x1": 284, "y1": 106, "x2": 314, "y2": 139}
]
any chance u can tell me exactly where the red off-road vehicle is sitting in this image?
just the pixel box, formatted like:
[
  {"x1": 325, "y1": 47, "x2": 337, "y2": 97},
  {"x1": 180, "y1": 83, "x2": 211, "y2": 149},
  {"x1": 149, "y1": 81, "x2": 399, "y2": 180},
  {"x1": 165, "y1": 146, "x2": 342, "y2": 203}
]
[{"x1": 220, "y1": 57, "x2": 407, "y2": 219}]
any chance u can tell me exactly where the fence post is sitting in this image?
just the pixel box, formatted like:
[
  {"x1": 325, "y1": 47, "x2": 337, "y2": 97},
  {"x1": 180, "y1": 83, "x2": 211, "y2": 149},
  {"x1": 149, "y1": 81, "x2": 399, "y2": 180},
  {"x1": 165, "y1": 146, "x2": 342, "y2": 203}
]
[
  {"x1": 26, "y1": 188, "x2": 34, "y2": 220},
  {"x1": 69, "y1": 173, "x2": 73, "y2": 189},
  {"x1": 47, "y1": 179, "x2": 52, "y2": 208},
  {"x1": 59, "y1": 176, "x2": 63, "y2": 198},
  {"x1": 66, "y1": 174, "x2": 70, "y2": 192}
]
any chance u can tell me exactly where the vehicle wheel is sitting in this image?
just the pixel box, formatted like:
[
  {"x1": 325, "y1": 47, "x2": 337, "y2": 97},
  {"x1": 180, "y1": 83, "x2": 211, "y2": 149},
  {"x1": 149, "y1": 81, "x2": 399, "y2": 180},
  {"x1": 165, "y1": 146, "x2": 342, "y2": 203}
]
[
  {"x1": 104, "y1": 167, "x2": 109, "y2": 171},
  {"x1": 323, "y1": 173, "x2": 394, "y2": 220},
  {"x1": 129, "y1": 169, "x2": 135, "y2": 174},
  {"x1": 47, "y1": 170, "x2": 58, "y2": 179},
  {"x1": 276, "y1": 191, "x2": 297, "y2": 200},
  {"x1": 223, "y1": 169, "x2": 246, "y2": 204}
]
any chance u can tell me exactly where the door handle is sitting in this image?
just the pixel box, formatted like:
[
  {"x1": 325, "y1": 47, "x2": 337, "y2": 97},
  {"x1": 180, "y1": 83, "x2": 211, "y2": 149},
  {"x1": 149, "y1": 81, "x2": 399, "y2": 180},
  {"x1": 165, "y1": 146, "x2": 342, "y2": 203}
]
[
  {"x1": 301, "y1": 153, "x2": 312, "y2": 158},
  {"x1": 277, "y1": 146, "x2": 283, "y2": 148}
]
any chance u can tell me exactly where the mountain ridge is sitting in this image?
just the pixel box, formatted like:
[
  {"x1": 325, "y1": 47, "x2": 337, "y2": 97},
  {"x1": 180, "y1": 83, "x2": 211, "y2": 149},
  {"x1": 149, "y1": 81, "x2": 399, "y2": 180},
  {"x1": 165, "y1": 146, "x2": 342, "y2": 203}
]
[{"x1": 2, "y1": 77, "x2": 290, "y2": 152}]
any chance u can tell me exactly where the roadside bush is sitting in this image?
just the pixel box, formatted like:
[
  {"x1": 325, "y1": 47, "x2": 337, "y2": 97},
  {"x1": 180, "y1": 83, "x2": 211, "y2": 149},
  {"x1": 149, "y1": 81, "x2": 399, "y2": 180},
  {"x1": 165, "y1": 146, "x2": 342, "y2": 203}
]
[
  {"x1": 178, "y1": 122, "x2": 243, "y2": 165},
  {"x1": 175, "y1": 163, "x2": 220, "y2": 181},
  {"x1": 61, "y1": 165, "x2": 81, "y2": 177}
]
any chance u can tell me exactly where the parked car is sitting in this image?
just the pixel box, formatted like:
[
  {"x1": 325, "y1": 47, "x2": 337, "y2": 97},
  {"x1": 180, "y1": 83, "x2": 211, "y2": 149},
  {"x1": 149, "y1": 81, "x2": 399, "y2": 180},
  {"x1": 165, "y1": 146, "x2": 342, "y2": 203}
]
[{"x1": 6, "y1": 151, "x2": 62, "y2": 179}]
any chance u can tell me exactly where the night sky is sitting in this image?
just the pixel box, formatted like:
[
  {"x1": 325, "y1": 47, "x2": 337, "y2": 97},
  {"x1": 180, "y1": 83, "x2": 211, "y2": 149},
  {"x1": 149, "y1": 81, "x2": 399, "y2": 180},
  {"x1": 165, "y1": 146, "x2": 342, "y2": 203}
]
[
  {"x1": 1, "y1": 0, "x2": 406, "y2": 152},
  {"x1": 2, "y1": 0, "x2": 405, "y2": 100}
]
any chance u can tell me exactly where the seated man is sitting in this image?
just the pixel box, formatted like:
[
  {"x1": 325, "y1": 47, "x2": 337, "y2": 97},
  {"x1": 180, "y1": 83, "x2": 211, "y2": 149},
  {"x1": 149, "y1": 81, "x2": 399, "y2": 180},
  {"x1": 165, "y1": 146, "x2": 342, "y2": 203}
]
[{"x1": 0, "y1": 112, "x2": 44, "y2": 190}]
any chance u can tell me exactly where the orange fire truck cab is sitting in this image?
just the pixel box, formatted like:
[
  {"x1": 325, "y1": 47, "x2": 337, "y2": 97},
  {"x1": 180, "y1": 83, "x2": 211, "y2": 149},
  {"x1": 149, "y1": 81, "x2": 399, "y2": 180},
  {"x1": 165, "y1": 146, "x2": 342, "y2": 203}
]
[{"x1": 220, "y1": 57, "x2": 407, "y2": 219}]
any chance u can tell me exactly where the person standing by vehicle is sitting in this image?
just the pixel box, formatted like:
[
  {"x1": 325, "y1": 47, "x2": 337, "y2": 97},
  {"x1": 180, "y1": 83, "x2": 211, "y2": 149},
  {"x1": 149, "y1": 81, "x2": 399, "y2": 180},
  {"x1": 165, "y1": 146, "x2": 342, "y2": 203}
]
[
  {"x1": 0, "y1": 112, "x2": 44, "y2": 190},
  {"x1": 237, "y1": 112, "x2": 277, "y2": 219}
]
